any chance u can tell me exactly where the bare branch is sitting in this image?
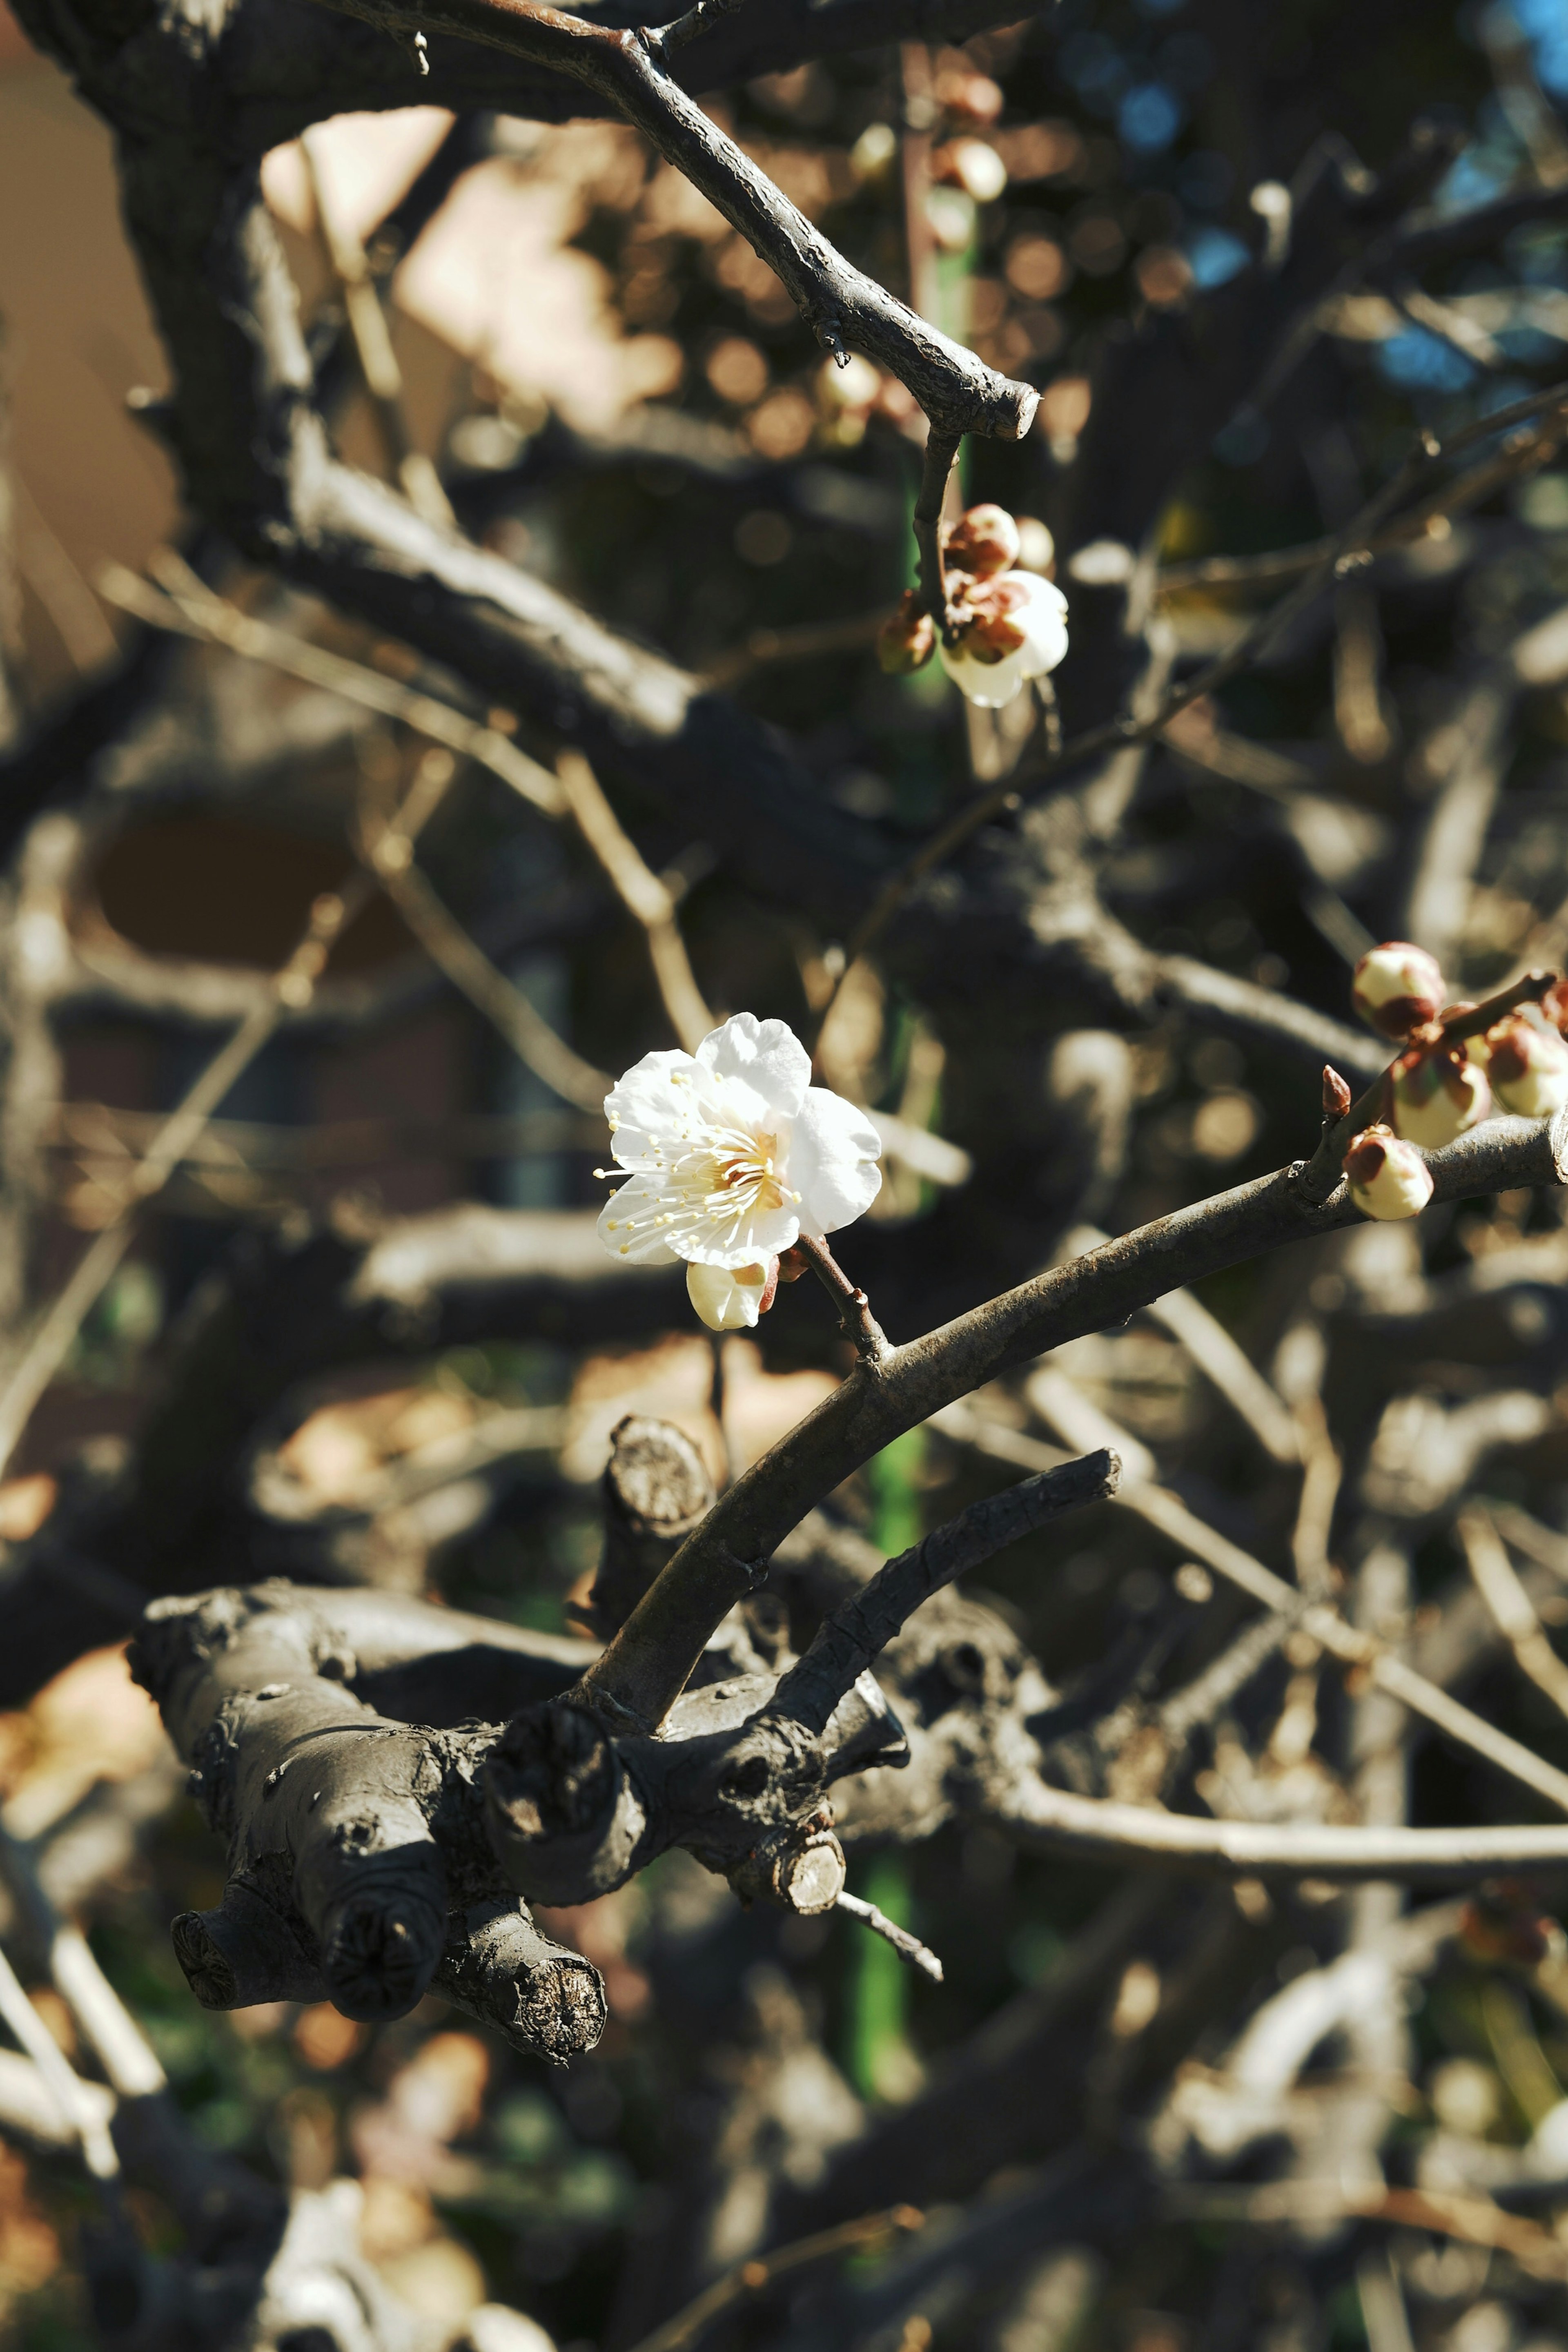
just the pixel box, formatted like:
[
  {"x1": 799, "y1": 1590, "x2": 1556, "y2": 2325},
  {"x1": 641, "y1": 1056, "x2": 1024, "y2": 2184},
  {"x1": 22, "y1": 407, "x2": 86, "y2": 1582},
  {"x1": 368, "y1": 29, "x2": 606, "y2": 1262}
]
[
  {"x1": 773, "y1": 1451, "x2": 1121, "y2": 1737},
  {"x1": 579, "y1": 1110, "x2": 1568, "y2": 1728},
  {"x1": 997, "y1": 1775, "x2": 1568, "y2": 1886},
  {"x1": 296, "y1": 0, "x2": 1037, "y2": 441},
  {"x1": 1459, "y1": 1505, "x2": 1568, "y2": 1724},
  {"x1": 98, "y1": 557, "x2": 566, "y2": 819},
  {"x1": 558, "y1": 748, "x2": 713, "y2": 1054}
]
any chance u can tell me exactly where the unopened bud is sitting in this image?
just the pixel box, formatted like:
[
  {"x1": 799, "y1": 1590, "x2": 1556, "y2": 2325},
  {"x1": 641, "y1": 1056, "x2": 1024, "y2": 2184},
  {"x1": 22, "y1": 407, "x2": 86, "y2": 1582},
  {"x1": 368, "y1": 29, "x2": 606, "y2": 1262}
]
[
  {"x1": 1352, "y1": 940, "x2": 1446, "y2": 1039},
  {"x1": 1343, "y1": 1123, "x2": 1434, "y2": 1222},
  {"x1": 947, "y1": 571, "x2": 1032, "y2": 664},
  {"x1": 933, "y1": 136, "x2": 1008, "y2": 203},
  {"x1": 944, "y1": 503, "x2": 1021, "y2": 580},
  {"x1": 1322, "y1": 1065, "x2": 1352, "y2": 1120},
  {"x1": 878, "y1": 589, "x2": 936, "y2": 674},
  {"x1": 1542, "y1": 978, "x2": 1568, "y2": 1037},
  {"x1": 686, "y1": 1259, "x2": 779, "y2": 1331},
  {"x1": 1389, "y1": 1043, "x2": 1489, "y2": 1149},
  {"x1": 1483, "y1": 1014, "x2": 1568, "y2": 1119}
]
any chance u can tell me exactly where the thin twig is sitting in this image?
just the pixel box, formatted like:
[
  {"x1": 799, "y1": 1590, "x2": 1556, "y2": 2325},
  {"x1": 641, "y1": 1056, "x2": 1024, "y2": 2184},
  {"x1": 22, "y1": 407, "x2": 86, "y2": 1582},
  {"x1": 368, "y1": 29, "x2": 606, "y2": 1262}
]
[
  {"x1": 791, "y1": 1233, "x2": 893, "y2": 1366},
  {"x1": 1459, "y1": 1504, "x2": 1568, "y2": 1724},
  {"x1": 948, "y1": 1396, "x2": 1568, "y2": 1822},
  {"x1": 1063, "y1": 1224, "x2": 1301, "y2": 1465},
  {"x1": 624, "y1": 2205, "x2": 926, "y2": 2352},
  {"x1": 0, "y1": 1939, "x2": 118, "y2": 2178},
  {"x1": 913, "y1": 429, "x2": 960, "y2": 632},
  {"x1": 96, "y1": 557, "x2": 566, "y2": 818},
  {"x1": 0, "y1": 884, "x2": 370, "y2": 1480},
  {"x1": 1165, "y1": 2180, "x2": 1568, "y2": 2281},
  {"x1": 0, "y1": 747, "x2": 465, "y2": 1480},
  {"x1": 837, "y1": 1891, "x2": 944, "y2": 1982},
  {"x1": 557, "y1": 749, "x2": 713, "y2": 1054},
  {"x1": 52, "y1": 1101, "x2": 601, "y2": 1170},
  {"x1": 301, "y1": 129, "x2": 456, "y2": 531},
  {"x1": 359, "y1": 816, "x2": 610, "y2": 1114},
  {"x1": 0, "y1": 1828, "x2": 164, "y2": 2100},
  {"x1": 699, "y1": 609, "x2": 888, "y2": 690}
]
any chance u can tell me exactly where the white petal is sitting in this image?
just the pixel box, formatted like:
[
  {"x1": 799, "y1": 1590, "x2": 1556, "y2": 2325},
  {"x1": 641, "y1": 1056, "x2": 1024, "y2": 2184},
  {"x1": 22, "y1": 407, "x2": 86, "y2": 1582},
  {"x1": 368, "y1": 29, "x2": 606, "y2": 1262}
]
[
  {"x1": 604, "y1": 1048, "x2": 703, "y2": 1164},
  {"x1": 687, "y1": 1261, "x2": 769, "y2": 1331},
  {"x1": 938, "y1": 638, "x2": 1033, "y2": 709},
  {"x1": 789, "y1": 1087, "x2": 883, "y2": 1236},
  {"x1": 695, "y1": 1012, "x2": 811, "y2": 1121},
  {"x1": 596, "y1": 1180, "x2": 680, "y2": 1264},
  {"x1": 1013, "y1": 572, "x2": 1070, "y2": 671},
  {"x1": 681, "y1": 1200, "x2": 801, "y2": 1270}
]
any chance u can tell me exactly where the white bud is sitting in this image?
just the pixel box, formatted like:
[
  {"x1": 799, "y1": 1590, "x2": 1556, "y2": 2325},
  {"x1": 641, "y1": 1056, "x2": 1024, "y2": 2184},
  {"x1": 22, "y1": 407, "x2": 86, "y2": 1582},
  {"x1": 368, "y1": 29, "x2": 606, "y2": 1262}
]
[
  {"x1": 1485, "y1": 1015, "x2": 1568, "y2": 1119},
  {"x1": 686, "y1": 1260, "x2": 776, "y2": 1331},
  {"x1": 938, "y1": 571, "x2": 1069, "y2": 708},
  {"x1": 1389, "y1": 1049, "x2": 1489, "y2": 1149},
  {"x1": 1352, "y1": 941, "x2": 1445, "y2": 1039},
  {"x1": 1344, "y1": 1124, "x2": 1434, "y2": 1222}
]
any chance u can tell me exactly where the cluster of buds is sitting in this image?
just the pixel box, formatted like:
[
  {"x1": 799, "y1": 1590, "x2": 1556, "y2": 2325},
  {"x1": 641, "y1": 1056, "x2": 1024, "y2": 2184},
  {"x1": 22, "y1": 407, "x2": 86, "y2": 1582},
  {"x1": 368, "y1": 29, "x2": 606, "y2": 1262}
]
[
  {"x1": 1353, "y1": 939, "x2": 1490, "y2": 1153},
  {"x1": 878, "y1": 503, "x2": 1069, "y2": 709},
  {"x1": 1336, "y1": 940, "x2": 1568, "y2": 1224}
]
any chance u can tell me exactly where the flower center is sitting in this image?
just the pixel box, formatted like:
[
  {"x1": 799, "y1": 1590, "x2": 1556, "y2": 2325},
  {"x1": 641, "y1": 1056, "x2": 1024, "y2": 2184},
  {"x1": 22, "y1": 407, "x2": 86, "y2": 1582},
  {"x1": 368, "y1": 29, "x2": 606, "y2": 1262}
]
[
  {"x1": 599, "y1": 1112, "x2": 798, "y2": 1255},
  {"x1": 716, "y1": 1135, "x2": 783, "y2": 1208}
]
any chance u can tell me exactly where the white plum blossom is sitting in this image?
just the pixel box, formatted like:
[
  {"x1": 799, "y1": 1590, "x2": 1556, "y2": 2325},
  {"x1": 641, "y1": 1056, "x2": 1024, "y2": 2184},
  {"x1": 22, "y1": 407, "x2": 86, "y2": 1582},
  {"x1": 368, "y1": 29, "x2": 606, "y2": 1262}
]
[
  {"x1": 1343, "y1": 1124, "x2": 1434, "y2": 1222},
  {"x1": 596, "y1": 1015, "x2": 882, "y2": 1322},
  {"x1": 939, "y1": 572, "x2": 1069, "y2": 708},
  {"x1": 1351, "y1": 941, "x2": 1445, "y2": 1039}
]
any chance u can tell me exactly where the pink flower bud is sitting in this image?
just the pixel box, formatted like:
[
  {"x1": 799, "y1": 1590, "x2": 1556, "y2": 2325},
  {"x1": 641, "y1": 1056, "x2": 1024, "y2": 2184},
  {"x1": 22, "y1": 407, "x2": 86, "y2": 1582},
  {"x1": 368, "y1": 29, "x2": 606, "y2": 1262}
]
[
  {"x1": 1322, "y1": 1065, "x2": 1352, "y2": 1120},
  {"x1": 1389, "y1": 1043, "x2": 1489, "y2": 1149},
  {"x1": 943, "y1": 503, "x2": 1022, "y2": 579},
  {"x1": 1343, "y1": 1124, "x2": 1434, "y2": 1222},
  {"x1": 1351, "y1": 941, "x2": 1446, "y2": 1039},
  {"x1": 1483, "y1": 1014, "x2": 1568, "y2": 1119},
  {"x1": 878, "y1": 590, "x2": 936, "y2": 674}
]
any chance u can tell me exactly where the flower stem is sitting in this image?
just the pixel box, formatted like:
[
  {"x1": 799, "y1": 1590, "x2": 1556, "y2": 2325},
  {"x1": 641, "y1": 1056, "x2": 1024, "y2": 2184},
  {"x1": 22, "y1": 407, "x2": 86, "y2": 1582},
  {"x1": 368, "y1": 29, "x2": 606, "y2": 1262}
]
[{"x1": 793, "y1": 1235, "x2": 892, "y2": 1367}]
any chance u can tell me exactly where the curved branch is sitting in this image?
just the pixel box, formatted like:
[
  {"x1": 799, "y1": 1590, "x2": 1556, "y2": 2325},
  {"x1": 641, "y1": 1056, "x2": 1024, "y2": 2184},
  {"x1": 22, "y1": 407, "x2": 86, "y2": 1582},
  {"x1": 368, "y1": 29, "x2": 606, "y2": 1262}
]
[
  {"x1": 580, "y1": 1109, "x2": 1568, "y2": 1726},
  {"x1": 997, "y1": 1774, "x2": 1568, "y2": 1882}
]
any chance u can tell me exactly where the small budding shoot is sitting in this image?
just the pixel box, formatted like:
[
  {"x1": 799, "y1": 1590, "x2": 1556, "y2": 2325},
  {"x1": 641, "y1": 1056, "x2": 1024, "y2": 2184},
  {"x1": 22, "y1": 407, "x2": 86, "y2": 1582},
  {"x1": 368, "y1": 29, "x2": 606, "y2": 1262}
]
[
  {"x1": 1321, "y1": 1064, "x2": 1352, "y2": 1121},
  {"x1": 1343, "y1": 1123, "x2": 1434, "y2": 1222},
  {"x1": 595, "y1": 1012, "x2": 882, "y2": 1333}
]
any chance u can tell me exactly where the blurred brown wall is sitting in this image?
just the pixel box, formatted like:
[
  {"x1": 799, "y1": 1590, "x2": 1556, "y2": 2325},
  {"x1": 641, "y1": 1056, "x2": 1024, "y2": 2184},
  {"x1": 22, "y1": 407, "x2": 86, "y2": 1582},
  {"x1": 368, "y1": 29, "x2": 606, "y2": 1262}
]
[{"x1": 0, "y1": 0, "x2": 178, "y2": 693}]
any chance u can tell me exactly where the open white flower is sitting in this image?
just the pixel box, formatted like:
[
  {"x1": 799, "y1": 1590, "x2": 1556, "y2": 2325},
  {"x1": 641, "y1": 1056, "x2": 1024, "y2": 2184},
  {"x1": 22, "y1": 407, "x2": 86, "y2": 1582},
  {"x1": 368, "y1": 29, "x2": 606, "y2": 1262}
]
[
  {"x1": 939, "y1": 572, "x2": 1069, "y2": 708},
  {"x1": 597, "y1": 1014, "x2": 882, "y2": 1286}
]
